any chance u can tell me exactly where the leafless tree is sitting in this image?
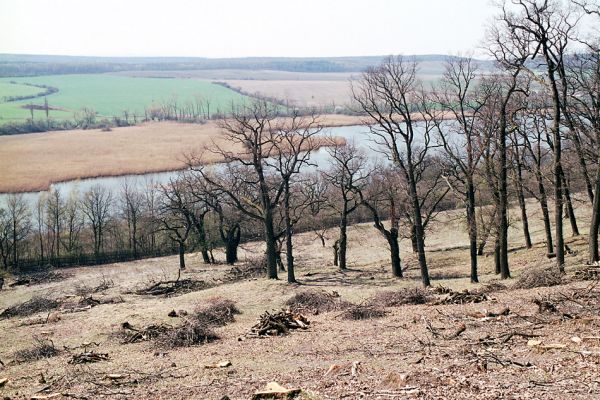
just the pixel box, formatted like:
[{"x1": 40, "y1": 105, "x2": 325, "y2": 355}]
[
  {"x1": 426, "y1": 56, "x2": 488, "y2": 283},
  {"x1": 496, "y1": 0, "x2": 583, "y2": 272},
  {"x1": 322, "y1": 143, "x2": 369, "y2": 271},
  {"x1": 352, "y1": 56, "x2": 435, "y2": 287},
  {"x1": 81, "y1": 185, "x2": 113, "y2": 260}
]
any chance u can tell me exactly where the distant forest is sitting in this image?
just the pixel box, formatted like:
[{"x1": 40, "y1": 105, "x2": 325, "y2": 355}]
[{"x1": 0, "y1": 54, "x2": 486, "y2": 77}]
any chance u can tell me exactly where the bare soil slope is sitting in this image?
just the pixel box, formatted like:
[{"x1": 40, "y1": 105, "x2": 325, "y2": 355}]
[{"x1": 0, "y1": 203, "x2": 598, "y2": 399}]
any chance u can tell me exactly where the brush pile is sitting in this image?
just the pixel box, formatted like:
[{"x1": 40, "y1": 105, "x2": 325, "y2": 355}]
[
  {"x1": 574, "y1": 266, "x2": 600, "y2": 281},
  {"x1": 369, "y1": 288, "x2": 431, "y2": 307},
  {"x1": 513, "y1": 267, "x2": 563, "y2": 289},
  {"x1": 435, "y1": 289, "x2": 489, "y2": 305},
  {"x1": 285, "y1": 290, "x2": 350, "y2": 314},
  {"x1": 0, "y1": 296, "x2": 60, "y2": 319},
  {"x1": 69, "y1": 351, "x2": 110, "y2": 364},
  {"x1": 247, "y1": 310, "x2": 310, "y2": 337},
  {"x1": 137, "y1": 278, "x2": 211, "y2": 297}
]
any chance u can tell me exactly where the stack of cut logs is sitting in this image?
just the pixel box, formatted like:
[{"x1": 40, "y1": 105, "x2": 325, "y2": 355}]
[{"x1": 247, "y1": 310, "x2": 310, "y2": 337}]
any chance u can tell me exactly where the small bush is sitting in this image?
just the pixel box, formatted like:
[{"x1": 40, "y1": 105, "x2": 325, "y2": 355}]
[
  {"x1": 341, "y1": 305, "x2": 387, "y2": 321},
  {"x1": 13, "y1": 338, "x2": 60, "y2": 363},
  {"x1": 285, "y1": 290, "x2": 351, "y2": 314},
  {"x1": 369, "y1": 288, "x2": 431, "y2": 307},
  {"x1": 0, "y1": 296, "x2": 60, "y2": 319},
  {"x1": 513, "y1": 267, "x2": 563, "y2": 289}
]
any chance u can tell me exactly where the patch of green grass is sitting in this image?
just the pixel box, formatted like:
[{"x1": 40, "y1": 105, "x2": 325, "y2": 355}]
[
  {"x1": 0, "y1": 74, "x2": 250, "y2": 123},
  {"x1": 0, "y1": 81, "x2": 44, "y2": 100}
]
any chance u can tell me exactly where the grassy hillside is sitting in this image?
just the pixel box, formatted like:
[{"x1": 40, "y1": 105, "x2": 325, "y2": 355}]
[{"x1": 0, "y1": 74, "x2": 250, "y2": 123}]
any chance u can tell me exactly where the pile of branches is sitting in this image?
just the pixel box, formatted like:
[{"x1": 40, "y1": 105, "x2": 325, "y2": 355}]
[
  {"x1": 368, "y1": 288, "x2": 432, "y2": 307},
  {"x1": 285, "y1": 290, "x2": 350, "y2": 314},
  {"x1": 13, "y1": 338, "x2": 60, "y2": 363},
  {"x1": 9, "y1": 271, "x2": 69, "y2": 287},
  {"x1": 0, "y1": 296, "x2": 60, "y2": 319},
  {"x1": 247, "y1": 310, "x2": 310, "y2": 337},
  {"x1": 69, "y1": 351, "x2": 110, "y2": 364},
  {"x1": 435, "y1": 289, "x2": 489, "y2": 305},
  {"x1": 574, "y1": 266, "x2": 600, "y2": 281},
  {"x1": 120, "y1": 298, "x2": 240, "y2": 348},
  {"x1": 136, "y1": 278, "x2": 212, "y2": 297},
  {"x1": 225, "y1": 261, "x2": 266, "y2": 282},
  {"x1": 120, "y1": 322, "x2": 172, "y2": 343},
  {"x1": 513, "y1": 267, "x2": 563, "y2": 289},
  {"x1": 75, "y1": 275, "x2": 115, "y2": 296},
  {"x1": 532, "y1": 284, "x2": 600, "y2": 318},
  {"x1": 340, "y1": 304, "x2": 387, "y2": 321}
]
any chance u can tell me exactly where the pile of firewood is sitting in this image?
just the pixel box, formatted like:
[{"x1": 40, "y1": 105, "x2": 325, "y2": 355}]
[
  {"x1": 247, "y1": 310, "x2": 310, "y2": 337},
  {"x1": 69, "y1": 350, "x2": 109, "y2": 364},
  {"x1": 435, "y1": 289, "x2": 489, "y2": 305}
]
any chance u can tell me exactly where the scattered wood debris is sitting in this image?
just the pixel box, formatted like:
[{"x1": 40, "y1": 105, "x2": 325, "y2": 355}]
[
  {"x1": 247, "y1": 310, "x2": 309, "y2": 337},
  {"x1": 252, "y1": 382, "x2": 301, "y2": 399},
  {"x1": 69, "y1": 351, "x2": 110, "y2": 364}
]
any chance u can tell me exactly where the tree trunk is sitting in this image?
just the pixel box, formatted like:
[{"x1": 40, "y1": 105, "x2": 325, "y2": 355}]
[
  {"x1": 333, "y1": 240, "x2": 339, "y2": 267},
  {"x1": 225, "y1": 225, "x2": 240, "y2": 265},
  {"x1": 387, "y1": 229, "x2": 402, "y2": 278},
  {"x1": 263, "y1": 211, "x2": 278, "y2": 279},
  {"x1": 284, "y1": 185, "x2": 296, "y2": 283},
  {"x1": 589, "y1": 163, "x2": 600, "y2": 263},
  {"x1": 178, "y1": 241, "x2": 186, "y2": 270},
  {"x1": 338, "y1": 214, "x2": 348, "y2": 270},
  {"x1": 466, "y1": 181, "x2": 478, "y2": 283},
  {"x1": 513, "y1": 163, "x2": 532, "y2": 249},
  {"x1": 408, "y1": 166, "x2": 430, "y2": 287},
  {"x1": 562, "y1": 173, "x2": 579, "y2": 237},
  {"x1": 498, "y1": 112, "x2": 510, "y2": 279},
  {"x1": 410, "y1": 224, "x2": 418, "y2": 253}
]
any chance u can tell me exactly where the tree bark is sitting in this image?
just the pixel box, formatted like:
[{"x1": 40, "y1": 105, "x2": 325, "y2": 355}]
[
  {"x1": 178, "y1": 241, "x2": 186, "y2": 270},
  {"x1": 387, "y1": 229, "x2": 402, "y2": 278},
  {"x1": 338, "y1": 213, "x2": 348, "y2": 270}
]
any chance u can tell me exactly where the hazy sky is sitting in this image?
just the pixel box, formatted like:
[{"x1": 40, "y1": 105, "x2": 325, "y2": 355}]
[{"x1": 0, "y1": 0, "x2": 496, "y2": 58}]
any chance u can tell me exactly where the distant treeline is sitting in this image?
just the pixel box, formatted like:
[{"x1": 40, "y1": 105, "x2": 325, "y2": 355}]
[
  {"x1": 2, "y1": 82, "x2": 58, "y2": 102},
  {"x1": 0, "y1": 54, "x2": 471, "y2": 77}
]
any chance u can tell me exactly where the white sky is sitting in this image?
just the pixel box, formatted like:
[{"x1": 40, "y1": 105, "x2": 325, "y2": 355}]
[{"x1": 0, "y1": 0, "x2": 496, "y2": 58}]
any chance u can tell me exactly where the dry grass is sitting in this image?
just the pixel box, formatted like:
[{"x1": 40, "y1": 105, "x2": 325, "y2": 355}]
[{"x1": 0, "y1": 119, "x2": 351, "y2": 193}]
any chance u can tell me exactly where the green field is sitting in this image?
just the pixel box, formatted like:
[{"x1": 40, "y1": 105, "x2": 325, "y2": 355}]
[
  {"x1": 0, "y1": 81, "x2": 45, "y2": 100},
  {"x1": 0, "y1": 74, "x2": 250, "y2": 123}
]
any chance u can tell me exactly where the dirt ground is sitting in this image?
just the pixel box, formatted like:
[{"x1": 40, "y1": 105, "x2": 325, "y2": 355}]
[{"x1": 0, "y1": 201, "x2": 598, "y2": 399}]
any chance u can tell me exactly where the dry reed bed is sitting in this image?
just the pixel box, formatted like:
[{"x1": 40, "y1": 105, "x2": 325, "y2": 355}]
[{"x1": 0, "y1": 118, "x2": 352, "y2": 193}]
